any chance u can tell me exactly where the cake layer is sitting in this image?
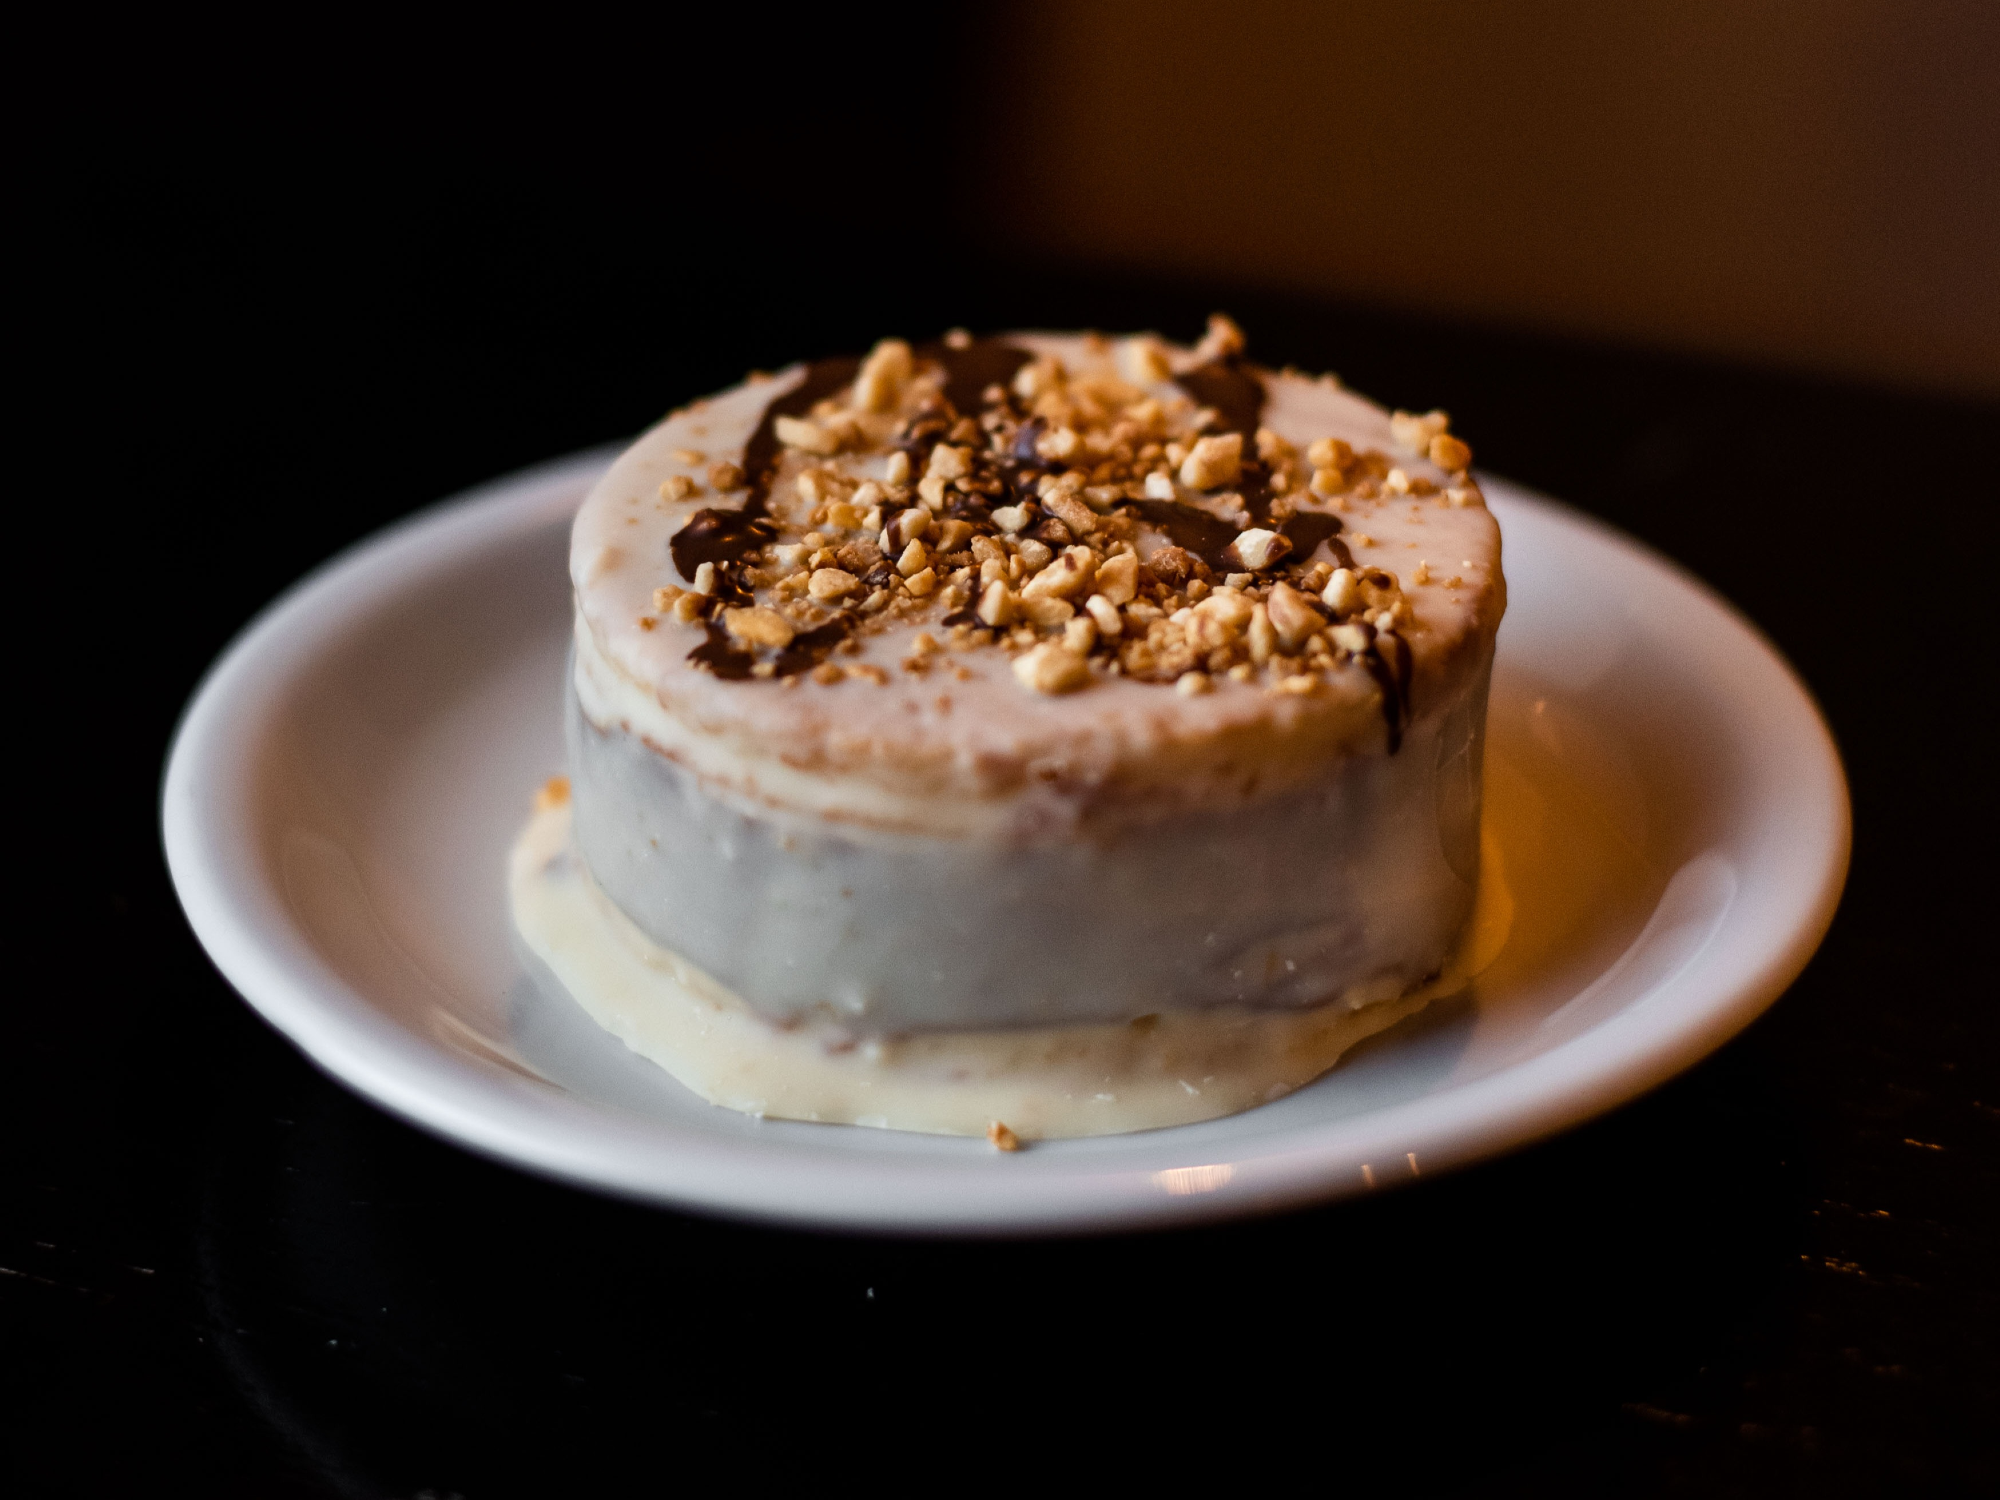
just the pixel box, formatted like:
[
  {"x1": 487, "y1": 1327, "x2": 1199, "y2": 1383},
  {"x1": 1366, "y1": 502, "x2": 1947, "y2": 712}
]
[
  {"x1": 562, "y1": 323, "x2": 1505, "y2": 1036},
  {"x1": 568, "y1": 327, "x2": 1504, "y2": 830}
]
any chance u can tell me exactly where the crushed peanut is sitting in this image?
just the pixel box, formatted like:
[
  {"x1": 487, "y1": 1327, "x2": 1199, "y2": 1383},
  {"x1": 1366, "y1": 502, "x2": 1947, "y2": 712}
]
[
  {"x1": 1012, "y1": 642, "x2": 1091, "y2": 694},
  {"x1": 1180, "y1": 432, "x2": 1243, "y2": 490},
  {"x1": 1429, "y1": 434, "x2": 1472, "y2": 471},
  {"x1": 723, "y1": 606, "x2": 796, "y2": 649},
  {"x1": 809, "y1": 567, "x2": 860, "y2": 601}
]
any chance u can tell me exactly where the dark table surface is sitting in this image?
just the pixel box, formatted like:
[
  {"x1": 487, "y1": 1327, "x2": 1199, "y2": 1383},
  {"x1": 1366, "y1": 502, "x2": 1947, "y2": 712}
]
[{"x1": 11, "y1": 161, "x2": 2000, "y2": 1493}]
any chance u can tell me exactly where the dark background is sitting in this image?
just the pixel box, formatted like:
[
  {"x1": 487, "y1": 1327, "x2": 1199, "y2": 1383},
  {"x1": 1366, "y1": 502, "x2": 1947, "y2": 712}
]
[{"x1": 11, "y1": 7, "x2": 1999, "y2": 1495}]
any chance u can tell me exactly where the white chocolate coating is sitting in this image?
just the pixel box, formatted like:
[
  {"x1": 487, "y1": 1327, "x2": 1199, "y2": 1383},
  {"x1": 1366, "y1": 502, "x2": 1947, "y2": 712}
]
[{"x1": 511, "y1": 799, "x2": 1513, "y2": 1139}]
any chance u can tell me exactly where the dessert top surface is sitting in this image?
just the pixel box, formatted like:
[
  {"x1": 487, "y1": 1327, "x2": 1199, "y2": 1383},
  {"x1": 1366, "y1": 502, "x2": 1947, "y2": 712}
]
[{"x1": 570, "y1": 319, "x2": 1503, "y2": 822}]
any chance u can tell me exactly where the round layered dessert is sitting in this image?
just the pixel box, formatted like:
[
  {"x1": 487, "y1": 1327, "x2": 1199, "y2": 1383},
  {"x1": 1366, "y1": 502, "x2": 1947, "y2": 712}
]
[{"x1": 512, "y1": 318, "x2": 1507, "y2": 1140}]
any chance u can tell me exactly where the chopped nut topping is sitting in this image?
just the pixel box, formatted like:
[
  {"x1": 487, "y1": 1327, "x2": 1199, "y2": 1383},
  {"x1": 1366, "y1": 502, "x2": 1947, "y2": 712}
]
[
  {"x1": 926, "y1": 443, "x2": 971, "y2": 482},
  {"x1": 1429, "y1": 434, "x2": 1472, "y2": 471},
  {"x1": 988, "y1": 1120, "x2": 1021, "y2": 1151},
  {"x1": 1117, "y1": 336, "x2": 1173, "y2": 383},
  {"x1": 1038, "y1": 425, "x2": 1084, "y2": 462},
  {"x1": 535, "y1": 775, "x2": 571, "y2": 811},
  {"x1": 1254, "y1": 427, "x2": 1293, "y2": 464},
  {"x1": 888, "y1": 508, "x2": 932, "y2": 549},
  {"x1": 851, "y1": 338, "x2": 913, "y2": 413},
  {"x1": 811, "y1": 662, "x2": 845, "y2": 685},
  {"x1": 1020, "y1": 546, "x2": 1096, "y2": 602},
  {"x1": 653, "y1": 585, "x2": 685, "y2": 611},
  {"x1": 723, "y1": 606, "x2": 795, "y2": 649},
  {"x1": 776, "y1": 416, "x2": 839, "y2": 455},
  {"x1": 709, "y1": 461, "x2": 745, "y2": 491},
  {"x1": 1330, "y1": 622, "x2": 1372, "y2": 655},
  {"x1": 808, "y1": 567, "x2": 859, "y2": 601},
  {"x1": 669, "y1": 448, "x2": 706, "y2": 466},
  {"x1": 1021, "y1": 595, "x2": 1074, "y2": 627},
  {"x1": 1176, "y1": 670, "x2": 1213, "y2": 696},
  {"x1": 977, "y1": 580, "x2": 1017, "y2": 627},
  {"x1": 1179, "y1": 432, "x2": 1243, "y2": 490},
  {"x1": 1094, "y1": 551, "x2": 1139, "y2": 605},
  {"x1": 1307, "y1": 437, "x2": 1353, "y2": 470},
  {"x1": 1265, "y1": 581, "x2": 1321, "y2": 651},
  {"x1": 1390, "y1": 409, "x2": 1450, "y2": 454},
  {"x1": 1012, "y1": 642, "x2": 1090, "y2": 694},
  {"x1": 1042, "y1": 490, "x2": 1097, "y2": 536},
  {"x1": 1227, "y1": 528, "x2": 1291, "y2": 571},
  {"x1": 659, "y1": 320, "x2": 1470, "y2": 700},
  {"x1": 1085, "y1": 593, "x2": 1123, "y2": 636},
  {"x1": 1249, "y1": 604, "x2": 1277, "y2": 664},
  {"x1": 1193, "y1": 312, "x2": 1246, "y2": 361},
  {"x1": 1446, "y1": 485, "x2": 1483, "y2": 508}
]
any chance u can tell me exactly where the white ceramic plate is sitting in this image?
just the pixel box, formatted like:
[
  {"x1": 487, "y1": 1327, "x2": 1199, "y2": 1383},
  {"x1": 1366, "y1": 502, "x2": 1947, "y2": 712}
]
[{"x1": 162, "y1": 450, "x2": 1849, "y2": 1234}]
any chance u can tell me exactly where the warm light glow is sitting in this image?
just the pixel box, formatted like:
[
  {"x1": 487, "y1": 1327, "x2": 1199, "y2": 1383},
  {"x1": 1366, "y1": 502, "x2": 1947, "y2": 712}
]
[{"x1": 1154, "y1": 1163, "x2": 1235, "y2": 1195}]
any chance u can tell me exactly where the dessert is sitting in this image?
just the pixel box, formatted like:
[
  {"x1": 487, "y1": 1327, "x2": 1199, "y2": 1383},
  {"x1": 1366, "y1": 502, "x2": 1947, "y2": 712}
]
[{"x1": 511, "y1": 318, "x2": 1508, "y2": 1139}]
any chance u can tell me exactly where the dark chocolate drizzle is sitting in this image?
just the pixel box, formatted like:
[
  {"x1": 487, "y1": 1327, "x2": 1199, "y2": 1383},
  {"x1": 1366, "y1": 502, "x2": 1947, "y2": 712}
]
[
  {"x1": 1279, "y1": 512, "x2": 1353, "y2": 568},
  {"x1": 739, "y1": 357, "x2": 863, "y2": 509},
  {"x1": 772, "y1": 615, "x2": 857, "y2": 677},
  {"x1": 1129, "y1": 500, "x2": 1243, "y2": 573},
  {"x1": 668, "y1": 356, "x2": 861, "y2": 591},
  {"x1": 1361, "y1": 624, "x2": 1414, "y2": 753},
  {"x1": 918, "y1": 339, "x2": 1034, "y2": 418},
  {"x1": 688, "y1": 620, "x2": 755, "y2": 680},
  {"x1": 1174, "y1": 358, "x2": 1266, "y2": 440},
  {"x1": 689, "y1": 610, "x2": 859, "y2": 682}
]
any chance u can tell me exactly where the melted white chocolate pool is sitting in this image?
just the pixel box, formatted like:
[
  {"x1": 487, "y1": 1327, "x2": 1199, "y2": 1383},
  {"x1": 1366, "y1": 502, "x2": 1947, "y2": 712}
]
[{"x1": 510, "y1": 799, "x2": 1511, "y2": 1139}]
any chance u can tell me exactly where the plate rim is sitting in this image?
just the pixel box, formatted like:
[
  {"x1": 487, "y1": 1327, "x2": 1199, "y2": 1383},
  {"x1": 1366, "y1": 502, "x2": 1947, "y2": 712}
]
[{"x1": 161, "y1": 451, "x2": 1851, "y2": 1235}]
